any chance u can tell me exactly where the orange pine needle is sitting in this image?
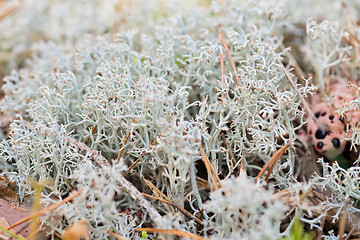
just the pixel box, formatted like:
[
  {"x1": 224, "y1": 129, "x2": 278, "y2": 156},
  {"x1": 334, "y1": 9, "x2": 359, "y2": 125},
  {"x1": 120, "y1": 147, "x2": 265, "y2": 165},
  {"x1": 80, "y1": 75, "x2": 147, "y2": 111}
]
[
  {"x1": 116, "y1": 120, "x2": 137, "y2": 164},
  {"x1": 84, "y1": 124, "x2": 97, "y2": 144},
  {"x1": 142, "y1": 193, "x2": 204, "y2": 226},
  {"x1": 199, "y1": 146, "x2": 220, "y2": 190},
  {"x1": 218, "y1": 26, "x2": 241, "y2": 87},
  {"x1": 255, "y1": 141, "x2": 292, "y2": 183}
]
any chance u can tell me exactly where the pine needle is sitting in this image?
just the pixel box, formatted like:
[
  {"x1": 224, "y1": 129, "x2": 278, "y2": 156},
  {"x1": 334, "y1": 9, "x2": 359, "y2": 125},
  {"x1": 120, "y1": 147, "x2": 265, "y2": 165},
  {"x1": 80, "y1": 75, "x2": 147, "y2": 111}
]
[
  {"x1": 199, "y1": 145, "x2": 223, "y2": 190},
  {"x1": 255, "y1": 141, "x2": 292, "y2": 183},
  {"x1": 218, "y1": 26, "x2": 241, "y2": 87},
  {"x1": 142, "y1": 193, "x2": 204, "y2": 226},
  {"x1": 135, "y1": 228, "x2": 209, "y2": 240}
]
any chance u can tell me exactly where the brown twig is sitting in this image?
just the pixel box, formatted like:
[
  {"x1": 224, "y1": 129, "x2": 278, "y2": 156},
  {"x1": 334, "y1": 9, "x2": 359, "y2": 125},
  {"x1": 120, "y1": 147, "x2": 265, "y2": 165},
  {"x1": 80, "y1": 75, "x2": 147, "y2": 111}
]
[
  {"x1": 255, "y1": 141, "x2": 292, "y2": 183},
  {"x1": 67, "y1": 138, "x2": 165, "y2": 227},
  {"x1": 1, "y1": 118, "x2": 164, "y2": 228},
  {"x1": 218, "y1": 26, "x2": 241, "y2": 87},
  {"x1": 142, "y1": 193, "x2": 204, "y2": 226},
  {"x1": 277, "y1": 58, "x2": 329, "y2": 131},
  {"x1": 143, "y1": 178, "x2": 174, "y2": 213},
  {"x1": 284, "y1": 51, "x2": 306, "y2": 81},
  {"x1": 135, "y1": 228, "x2": 209, "y2": 240}
]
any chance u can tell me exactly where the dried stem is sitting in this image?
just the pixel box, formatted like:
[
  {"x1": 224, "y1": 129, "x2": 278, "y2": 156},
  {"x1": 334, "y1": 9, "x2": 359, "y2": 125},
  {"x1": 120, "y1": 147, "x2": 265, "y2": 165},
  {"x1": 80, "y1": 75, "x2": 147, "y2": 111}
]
[
  {"x1": 143, "y1": 178, "x2": 174, "y2": 213},
  {"x1": 142, "y1": 193, "x2": 204, "y2": 226},
  {"x1": 277, "y1": 58, "x2": 329, "y2": 131},
  {"x1": 199, "y1": 146, "x2": 223, "y2": 190}
]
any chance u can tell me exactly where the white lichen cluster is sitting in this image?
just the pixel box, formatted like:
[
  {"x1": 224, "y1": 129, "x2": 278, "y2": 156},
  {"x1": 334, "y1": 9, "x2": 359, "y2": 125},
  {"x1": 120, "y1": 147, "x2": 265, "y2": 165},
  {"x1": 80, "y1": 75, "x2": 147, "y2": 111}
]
[{"x1": 1, "y1": 0, "x2": 360, "y2": 239}]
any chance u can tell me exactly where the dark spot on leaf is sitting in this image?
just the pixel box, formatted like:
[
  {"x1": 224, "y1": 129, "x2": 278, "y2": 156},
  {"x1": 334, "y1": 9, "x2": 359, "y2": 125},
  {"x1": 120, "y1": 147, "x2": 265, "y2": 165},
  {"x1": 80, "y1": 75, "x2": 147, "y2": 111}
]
[
  {"x1": 332, "y1": 138, "x2": 340, "y2": 148},
  {"x1": 317, "y1": 142, "x2": 324, "y2": 149},
  {"x1": 315, "y1": 129, "x2": 327, "y2": 139}
]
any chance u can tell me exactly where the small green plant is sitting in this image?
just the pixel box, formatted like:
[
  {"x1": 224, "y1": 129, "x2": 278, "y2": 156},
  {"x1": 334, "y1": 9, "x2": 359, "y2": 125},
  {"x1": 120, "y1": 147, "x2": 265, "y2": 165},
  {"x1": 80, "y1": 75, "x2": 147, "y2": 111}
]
[{"x1": 281, "y1": 218, "x2": 315, "y2": 240}]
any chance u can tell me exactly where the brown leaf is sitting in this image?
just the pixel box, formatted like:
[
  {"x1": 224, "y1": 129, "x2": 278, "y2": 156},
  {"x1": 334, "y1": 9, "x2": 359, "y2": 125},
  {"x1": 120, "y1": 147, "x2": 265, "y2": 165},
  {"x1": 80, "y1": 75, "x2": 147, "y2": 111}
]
[{"x1": 63, "y1": 220, "x2": 90, "y2": 240}]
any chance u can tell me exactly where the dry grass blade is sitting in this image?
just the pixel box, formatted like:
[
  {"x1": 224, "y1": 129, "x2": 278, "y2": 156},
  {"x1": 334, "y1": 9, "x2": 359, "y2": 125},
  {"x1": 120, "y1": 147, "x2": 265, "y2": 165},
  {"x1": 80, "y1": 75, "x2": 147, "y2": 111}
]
[
  {"x1": 277, "y1": 58, "x2": 329, "y2": 131},
  {"x1": 142, "y1": 193, "x2": 204, "y2": 226},
  {"x1": 106, "y1": 229, "x2": 129, "y2": 240},
  {"x1": 29, "y1": 181, "x2": 45, "y2": 240},
  {"x1": 255, "y1": 141, "x2": 291, "y2": 183},
  {"x1": 284, "y1": 51, "x2": 306, "y2": 81},
  {"x1": 199, "y1": 146, "x2": 222, "y2": 190},
  {"x1": 143, "y1": 178, "x2": 174, "y2": 213},
  {"x1": 135, "y1": 228, "x2": 209, "y2": 240},
  {"x1": 65, "y1": 179, "x2": 76, "y2": 190},
  {"x1": 239, "y1": 158, "x2": 246, "y2": 176},
  {"x1": 218, "y1": 26, "x2": 241, "y2": 87},
  {"x1": 143, "y1": 178, "x2": 170, "y2": 201},
  {"x1": 0, "y1": 224, "x2": 25, "y2": 240}
]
